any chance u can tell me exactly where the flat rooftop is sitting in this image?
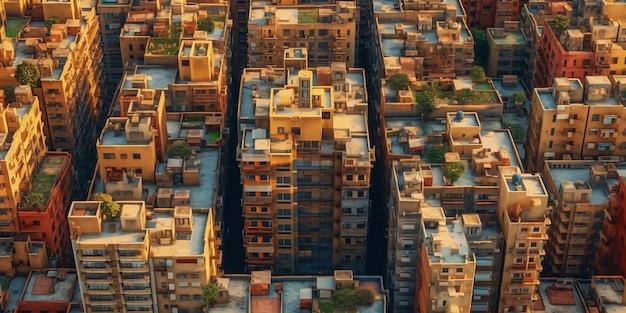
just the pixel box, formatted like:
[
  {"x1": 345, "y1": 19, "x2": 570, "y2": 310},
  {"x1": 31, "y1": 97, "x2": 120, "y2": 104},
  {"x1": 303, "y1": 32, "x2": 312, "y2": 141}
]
[
  {"x1": 424, "y1": 219, "x2": 472, "y2": 263},
  {"x1": 535, "y1": 280, "x2": 585, "y2": 313},
  {"x1": 251, "y1": 276, "x2": 386, "y2": 313},
  {"x1": 491, "y1": 79, "x2": 527, "y2": 99},
  {"x1": 489, "y1": 29, "x2": 527, "y2": 45},
  {"x1": 593, "y1": 277, "x2": 626, "y2": 313},
  {"x1": 23, "y1": 270, "x2": 78, "y2": 302},
  {"x1": 547, "y1": 163, "x2": 626, "y2": 204},
  {"x1": 210, "y1": 277, "x2": 250, "y2": 313},
  {"x1": 123, "y1": 67, "x2": 177, "y2": 90},
  {"x1": 6, "y1": 276, "x2": 26, "y2": 311},
  {"x1": 28, "y1": 154, "x2": 68, "y2": 205}
]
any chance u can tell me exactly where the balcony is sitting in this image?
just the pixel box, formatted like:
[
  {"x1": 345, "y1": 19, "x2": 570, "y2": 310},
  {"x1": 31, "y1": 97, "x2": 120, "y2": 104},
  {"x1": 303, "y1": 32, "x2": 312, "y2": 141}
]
[
  {"x1": 246, "y1": 225, "x2": 274, "y2": 234},
  {"x1": 243, "y1": 196, "x2": 273, "y2": 205},
  {"x1": 247, "y1": 257, "x2": 275, "y2": 264}
]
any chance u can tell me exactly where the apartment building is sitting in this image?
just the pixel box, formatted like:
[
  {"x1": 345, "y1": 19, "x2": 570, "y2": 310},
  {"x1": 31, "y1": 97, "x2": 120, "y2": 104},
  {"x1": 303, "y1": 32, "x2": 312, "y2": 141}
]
[
  {"x1": 598, "y1": 175, "x2": 626, "y2": 275},
  {"x1": 487, "y1": 22, "x2": 529, "y2": 79},
  {"x1": 519, "y1": 1, "x2": 573, "y2": 89},
  {"x1": 18, "y1": 152, "x2": 73, "y2": 266},
  {"x1": 542, "y1": 160, "x2": 617, "y2": 277},
  {"x1": 0, "y1": 87, "x2": 46, "y2": 232},
  {"x1": 0, "y1": 234, "x2": 48, "y2": 277},
  {"x1": 237, "y1": 48, "x2": 373, "y2": 275},
  {"x1": 247, "y1": 1, "x2": 358, "y2": 68},
  {"x1": 0, "y1": 6, "x2": 105, "y2": 197},
  {"x1": 533, "y1": 16, "x2": 626, "y2": 88},
  {"x1": 96, "y1": 0, "x2": 135, "y2": 90},
  {"x1": 526, "y1": 76, "x2": 626, "y2": 172},
  {"x1": 11, "y1": 269, "x2": 80, "y2": 313},
  {"x1": 417, "y1": 208, "x2": 476, "y2": 313},
  {"x1": 497, "y1": 167, "x2": 550, "y2": 313}
]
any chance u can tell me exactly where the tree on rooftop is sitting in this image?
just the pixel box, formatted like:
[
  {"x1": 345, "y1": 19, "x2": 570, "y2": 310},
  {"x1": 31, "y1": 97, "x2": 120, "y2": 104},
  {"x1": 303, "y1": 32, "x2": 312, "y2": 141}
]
[
  {"x1": 167, "y1": 142, "x2": 193, "y2": 160},
  {"x1": 93, "y1": 193, "x2": 120, "y2": 219},
  {"x1": 45, "y1": 16, "x2": 61, "y2": 30},
  {"x1": 24, "y1": 192, "x2": 44, "y2": 208},
  {"x1": 443, "y1": 161, "x2": 466, "y2": 183},
  {"x1": 3, "y1": 86, "x2": 15, "y2": 103},
  {"x1": 425, "y1": 147, "x2": 449, "y2": 163},
  {"x1": 201, "y1": 283, "x2": 219, "y2": 304},
  {"x1": 509, "y1": 92, "x2": 527, "y2": 105},
  {"x1": 505, "y1": 122, "x2": 526, "y2": 141},
  {"x1": 15, "y1": 63, "x2": 40, "y2": 89},
  {"x1": 455, "y1": 88, "x2": 479, "y2": 105},
  {"x1": 470, "y1": 66, "x2": 486, "y2": 82},
  {"x1": 388, "y1": 73, "x2": 410, "y2": 91},
  {"x1": 415, "y1": 85, "x2": 435, "y2": 115},
  {"x1": 197, "y1": 17, "x2": 215, "y2": 33},
  {"x1": 550, "y1": 15, "x2": 569, "y2": 33}
]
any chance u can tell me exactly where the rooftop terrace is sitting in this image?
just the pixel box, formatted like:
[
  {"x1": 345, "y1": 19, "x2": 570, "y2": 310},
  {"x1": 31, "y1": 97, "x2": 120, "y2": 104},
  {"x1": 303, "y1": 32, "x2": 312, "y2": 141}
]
[
  {"x1": 123, "y1": 67, "x2": 177, "y2": 90},
  {"x1": 424, "y1": 217, "x2": 472, "y2": 263},
  {"x1": 489, "y1": 29, "x2": 527, "y2": 45},
  {"x1": 27, "y1": 154, "x2": 68, "y2": 206},
  {"x1": 535, "y1": 280, "x2": 585, "y2": 313},
  {"x1": 547, "y1": 162, "x2": 626, "y2": 204},
  {"x1": 23, "y1": 270, "x2": 77, "y2": 302},
  {"x1": 593, "y1": 277, "x2": 626, "y2": 313}
]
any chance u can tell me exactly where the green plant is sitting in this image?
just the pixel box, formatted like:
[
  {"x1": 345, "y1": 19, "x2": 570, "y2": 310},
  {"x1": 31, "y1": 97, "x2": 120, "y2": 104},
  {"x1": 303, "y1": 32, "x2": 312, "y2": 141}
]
[
  {"x1": 415, "y1": 86, "x2": 435, "y2": 114},
  {"x1": 3, "y1": 86, "x2": 15, "y2": 103},
  {"x1": 505, "y1": 122, "x2": 526, "y2": 140},
  {"x1": 455, "y1": 89, "x2": 479, "y2": 105},
  {"x1": 470, "y1": 28, "x2": 489, "y2": 68},
  {"x1": 443, "y1": 161, "x2": 467, "y2": 183},
  {"x1": 509, "y1": 92, "x2": 527, "y2": 105},
  {"x1": 426, "y1": 148, "x2": 449, "y2": 163},
  {"x1": 45, "y1": 16, "x2": 61, "y2": 30},
  {"x1": 197, "y1": 17, "x2": 215, "y2": 33},
  {"x1": 470, "y1": 66, "x2": 486, "y2": 82},
  {"x1": 167, "y1": 142, "x2": 193, "y2": 160},
  {"x1": 24, "y1": 192, "x2": 44, "y2": 208},
  {"x1": 388, "y1": 73, "x2": 410, "y2": 91},
  {"x1": 15, "y1": 63, "x2": 40, "y2": 88},
  {"x1": 550, "y1": 15, "x2": 569, "y2": 32},
  {"x1": 93, "y1": 193, "x2": 120, "y2": 219},
  {"x1": 201, "y1": 283, "x2": 219, "y2": 304},
  {"x1": 331, "y1": 288, "x2": 375, "y2": 312}
]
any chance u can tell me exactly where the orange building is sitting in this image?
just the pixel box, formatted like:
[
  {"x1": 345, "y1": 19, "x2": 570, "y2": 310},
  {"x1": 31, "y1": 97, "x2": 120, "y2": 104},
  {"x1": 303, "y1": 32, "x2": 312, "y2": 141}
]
[
  {"x1": 17, "y1": 153, "x2": 74, "y2": 266},
  {"x1": 463, "y1": 0, "x2": 520, "y2": 29},
  {"x1": 598, "y1": 176, "x2": 626, "y2": 276}
]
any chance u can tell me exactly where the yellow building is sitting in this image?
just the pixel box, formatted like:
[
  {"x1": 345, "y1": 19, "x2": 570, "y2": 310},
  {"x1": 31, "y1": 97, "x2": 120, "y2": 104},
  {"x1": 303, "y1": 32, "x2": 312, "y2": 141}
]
[
  {"x1": 73, "y1": 117, "x2": 222, "y2": 313},
  {"x1": 417, "y1": 208, "x2": 476, "y2": 313},
  {"x1": 497, "y1": 167, "x2": 550, "y2": 313},
  {"x1": 0, "y1": 86, "x2": 47, "y2": 232},
  {"x1": 96, "y1": 116, "x2": 158, "y2": 185},
  {"x1": 238, "y1": 48, "x2": 374, "y2": 275},
  {"x1": 247, "y1": 1, "x2": 358, "y2": 68},
  {"x1": 526, "y1": 76, "x2": 626, "y2": 172}
]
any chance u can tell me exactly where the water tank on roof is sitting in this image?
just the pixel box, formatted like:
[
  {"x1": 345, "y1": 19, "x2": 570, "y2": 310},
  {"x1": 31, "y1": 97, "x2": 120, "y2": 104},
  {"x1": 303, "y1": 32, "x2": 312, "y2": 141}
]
[
  {"x1": 512, "y1": 173, "x2": 523, "y2": 185},
  {"x1": 455, "y1": 110, "x2": 464, "y2": 121}
]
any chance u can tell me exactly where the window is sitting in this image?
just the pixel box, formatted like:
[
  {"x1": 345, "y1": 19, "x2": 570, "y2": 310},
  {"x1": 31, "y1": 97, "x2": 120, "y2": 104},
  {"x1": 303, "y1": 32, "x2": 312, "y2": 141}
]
[
  {"x1": 278, "y1": 254, "x2": 291, "y2": 261},
  {"x1": 592, "y1": 114, "x2": 600, "y2": 121},
  {"x1": 278, "y1": 127, "x2": 284, "y2": 134},
  {"x1": 133, "y1": 154, "x2": 141, "y2": 159},
  {"x1": 103, "y1": 153, "x2": 115, "y2": 159},
  {"x1": 322, "y1": 112, "x2": 330, "y2": 119},
  {"x1": 33, "y1": 221, "x2": 40, "y2": 225},
  {"x1": 456, "y1": 268, "x2": 463, "y2": 273},
  {"x1": 590, "y1": 129, "x2": 598, "y2": 135},
  {"x1": 278, "y1": 224, "x2": 291, "y2": 234},
  {"x1": 181, "y1": 60, "x2": 190, "y2": 66},
  {"x1": 276, "y1": 176, "x2": 291, "y2": 185},
  {"x1": 120, "y1": 154, "x2": 128, "y2": 159},
  {"x1": 277, "y1": 209, "x2": 290, "y2": 218},
  {"x1": 278, "y1": 239, "x2": 291, "y2": 247},
  {"x1": 277, "y1": 193, "x2": 291, "y2": 202},
  {"x1": 291, "y1": 127, "x2": 301, "y2": 135},
  {"x1": 442, "y1": 268, "x2": 449, "y2": 273}
]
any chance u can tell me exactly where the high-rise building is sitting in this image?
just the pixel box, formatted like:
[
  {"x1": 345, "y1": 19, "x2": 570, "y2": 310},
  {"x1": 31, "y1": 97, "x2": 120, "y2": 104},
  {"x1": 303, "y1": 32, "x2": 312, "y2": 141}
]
[
  {"x1": 543, "y1": 160, "x2": 622, "y2": 277},
  {"x1": 237, "y1": 48, "x2": 374, "y2": 275},
  {"x1": 526, "y1": 76, "x2": 626, "y2": 172},
  {"x1": 71, "y1": 115, "x2": 222, "y2": 313},
  {"x1": 417, "y1": 208, "x2": 476, "y2": 313},
  {"x1": 247, "y1": 1, "x2": 358, "y2": 68},
  {"x1": 597, "y1": 175, "x2": 626, "y2": 275},
  {"x1": 497, "y1": 167, "x2": 550, "y2": 313},
  {"x1": 486, "y1": 22, "x2": 529, "y2": 79}
]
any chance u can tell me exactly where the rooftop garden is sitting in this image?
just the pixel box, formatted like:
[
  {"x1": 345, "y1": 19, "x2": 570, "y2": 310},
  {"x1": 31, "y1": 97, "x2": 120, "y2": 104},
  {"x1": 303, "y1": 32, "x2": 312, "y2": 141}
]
[
  {"x1": 6, "y1": 18, "x2": 28, "y2": 38},
  {"x1": 28, "y1": 155, "x2": 65, "y2": 206},
  {"x1": 298, "y1": 10, "x2": 317, "y2": 23},
  {"x1": 148, "y1": 24, "x2": 182, "y2": 55}
]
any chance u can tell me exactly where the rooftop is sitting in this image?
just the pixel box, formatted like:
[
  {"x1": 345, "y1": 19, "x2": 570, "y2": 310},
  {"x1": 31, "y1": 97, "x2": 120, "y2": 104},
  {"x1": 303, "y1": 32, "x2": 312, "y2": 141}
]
[
  {"x1": 424, "y1": 216, "x2": 473, "y2": 264},
  {"x1": 123, "y1": 67, "x2": 177, "y2": 90},
  {"x1": 546, "y1": 162, "x2": 626, "y2": 204},
  {"x1": 593, "y1": 277, "x2": 626, "y2": 313},
  {"x1": 27, "y1": 154, "x2": 68, "y2": 205},
  {"x1": 489, "y1": 29, "x2": 527, "y2": 45},
  {"x1": 22, "y1": 270, "x2": 77, "y2": 302},
  {"x1": 210, "y1": 277, "x2": 250, "y2": 313},
  {"x1": 7, "y1": 276, "x2": 26, "y2": 311},
  {"x1": 535, "y1": 279, "x2": 585, "y2": 313}
]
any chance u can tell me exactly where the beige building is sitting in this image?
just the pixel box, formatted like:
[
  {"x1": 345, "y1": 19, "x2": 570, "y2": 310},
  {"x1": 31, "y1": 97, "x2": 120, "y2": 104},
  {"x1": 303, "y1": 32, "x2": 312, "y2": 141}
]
[
  {"x1": 542, "y1": 160, "x2": 620, "y2": 277},
  {"x1": 237, "y1": 48, "x2": 374, "y2": 275},
  {"x1": 497, "y1": 167, "x2": 550, "y2": 313},
  {"x1": 247, "y1": 1, "x2": 357, "y2": 68},
  {"x1": 486, "y1": 21, "x2": 528, "y2": 79},
  {"x1": 526, "y1": 76, "x2": 626, "y2": 172},
  {"x1": 72, "y1": 116, "x2": 222, "y2": 313},
  {"x1": 417, "y1": 208, "x2": 476, "y2": 313}
]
